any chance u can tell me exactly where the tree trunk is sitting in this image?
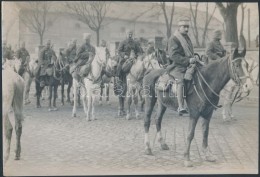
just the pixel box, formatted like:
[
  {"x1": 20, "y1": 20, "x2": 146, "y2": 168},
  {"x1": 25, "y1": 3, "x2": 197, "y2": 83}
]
[
  {"x1": 96, "y1": 29, "x2": 100, "y2": 46},
  {"x1": 40, "y1": 33, "x2": 44, "y2": 45},
  {"x1": 224, "y1": 8, "x2": 239, "y2": 44},
  {"x1": 166, "y1": 26, "x2": 171, "y2": 39}
]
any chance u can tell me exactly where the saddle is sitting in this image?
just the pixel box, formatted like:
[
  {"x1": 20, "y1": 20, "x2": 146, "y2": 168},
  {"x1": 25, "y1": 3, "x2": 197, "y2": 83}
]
[
  {"x1": 70, "y1": 62, "x2": 91, "y2": 81},
  {"x1": 122, "y1": 59, "x2": 134, "y2": 73}
]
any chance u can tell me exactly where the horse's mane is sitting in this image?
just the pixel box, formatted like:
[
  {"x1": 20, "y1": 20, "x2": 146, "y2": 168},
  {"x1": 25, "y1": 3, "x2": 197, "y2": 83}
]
[{"x1": 200, "y1": 55, "x2": 229, "y2": 75}]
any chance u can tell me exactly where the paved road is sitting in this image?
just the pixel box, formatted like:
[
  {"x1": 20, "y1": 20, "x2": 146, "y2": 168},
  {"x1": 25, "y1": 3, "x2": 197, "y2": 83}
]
[{"x1": 3, "y1": 85, "x2": 259, "y2": 176}]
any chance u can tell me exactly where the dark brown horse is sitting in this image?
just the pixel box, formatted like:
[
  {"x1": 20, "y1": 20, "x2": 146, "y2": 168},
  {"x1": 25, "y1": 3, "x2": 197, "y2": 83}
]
[{"x1": 143, "y1": 48, "x2": 250, "y2": 167}]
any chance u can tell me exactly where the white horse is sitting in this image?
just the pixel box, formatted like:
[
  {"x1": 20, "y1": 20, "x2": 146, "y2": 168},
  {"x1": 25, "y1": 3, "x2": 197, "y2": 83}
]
[
  {"x1": 23, "y1": 59, "x2": 38, "y2": 105},
  {"x1": 2, "y1": 58, "x2": 25, "y2": 162},
  {"x1": 221, "y1": 56, "x2": 258, "y2": 121},
  {"x1": 72, "y1": 47, "x2": 107, "y2": 121},
  {"x1": 99, "y1": 55, "x2": 118, "y2": 105},
  {"x1": 125, "y1": 51, "x2": 167, "y2": 120}
]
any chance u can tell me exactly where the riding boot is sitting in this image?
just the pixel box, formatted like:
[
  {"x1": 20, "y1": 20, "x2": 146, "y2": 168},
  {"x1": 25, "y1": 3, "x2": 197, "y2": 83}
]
[{"x1": 177, "y1": 83, "x2": 188, "y2": 114}]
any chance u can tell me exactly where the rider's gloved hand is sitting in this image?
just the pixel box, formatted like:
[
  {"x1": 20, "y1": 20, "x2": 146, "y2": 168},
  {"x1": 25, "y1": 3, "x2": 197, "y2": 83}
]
[{"x1": 189, "y1": 57, "x2": 197, "y2": 64}]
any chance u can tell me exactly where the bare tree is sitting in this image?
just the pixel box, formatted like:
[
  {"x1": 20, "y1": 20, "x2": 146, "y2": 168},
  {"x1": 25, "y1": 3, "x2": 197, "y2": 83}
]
[
  {"x1": 17, "y1": 2, "x2": 53, "y2": 45},
  {"x1": 65, "y1": 1, "x2": 110, "y2": 46},
  {"x1": 189, "y1": 3, "x2": 216, "y2": 47},
  {"x1": 189, "y1": 3, "x2": 200, "y2": 47},
  {"x1": 159, "y1": 2, "x2": 175, "y2": 40},
  {"x1": 201, "y1": 3, "x2": 216, "y2": 47},
  {"x1": 216, "y1": 2, "x2": 241, "y2": 45}
]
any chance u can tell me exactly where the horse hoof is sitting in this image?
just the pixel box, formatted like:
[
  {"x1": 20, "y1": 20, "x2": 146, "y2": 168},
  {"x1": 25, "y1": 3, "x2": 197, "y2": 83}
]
[
  {"x1": 205, "y1": 155, "x2": 217, "y2": 162},
  {"x1": 66, "y1": 100, "x2": 71, "y2": 103},
  {"x1": 184, "y1": 160, "x2": 193, "y2": 167},
  {"x1": 52, "y1": 107, "x2": 58, "y2": 111},
  {"x1": 36, "y1": 105, "x2": 41, "y2": 108},
  {"x1": 87, "y1": 119, "x2": 91, "y2": 121},
  {"x1": 145, "y1": 148, "x2": 153, "y2": 155},
  {"x1": 160, "y1": 143, "x2": 169, "y2": 150},
  {"x1": 24, "y1": 100, "x2": 31, "y2": 105},
  {"x1": 14, "y1": 156, "x2": 20, "y2": 160},
  {"x1": 48, "y1": 108, "x2": 52, "y2": 112},
  {"x1": 72, "y1": 113, "x2": 76, "y2": 117}
]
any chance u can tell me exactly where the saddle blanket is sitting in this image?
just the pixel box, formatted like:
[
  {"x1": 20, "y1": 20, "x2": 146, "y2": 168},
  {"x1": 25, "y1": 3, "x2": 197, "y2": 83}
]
[{"x1": 156, "y1": 73, "x2": 178, "y2": 93}]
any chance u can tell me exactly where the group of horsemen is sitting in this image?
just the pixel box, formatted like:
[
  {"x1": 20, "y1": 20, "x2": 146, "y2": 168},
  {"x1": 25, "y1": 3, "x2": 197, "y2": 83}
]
[{"x1": 2, "y1": 17, "x2": 228, "y2": 114}]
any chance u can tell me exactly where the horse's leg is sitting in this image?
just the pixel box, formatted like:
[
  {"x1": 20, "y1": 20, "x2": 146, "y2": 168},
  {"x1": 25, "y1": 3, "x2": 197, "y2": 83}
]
[
  {"x1": 48, "y1": 85, "x2": 53, "y2": 111},
  {"x1": 201, "y1": 112, "x2": 216, "y2": 162},
  {"x1": 106, "y1": 83, "x2": 110, "y2": 105},
  {"x1": 67, "y1": 77, "x2": 72, "y2": 103},
  {"x1": 61, "y1": 80, "x2": 65, "y2": 106},
  {"x1": 139, "y1": 89, "x2": 145, "y2": 112},
  {"x1": 144, "y1": 96, "x2": 157, "y2": 155},
  {"x1": 23, "y1": 72, "x2": 32, "y2": 105},
  {"x1": 126, "y1": 88, "x2": 132, "y2": 120},
  {"x1": 99, "y1": 85, "x2": 103, "y2": 105},
  {"x1": 133, "y1": 88, "x2": 140, "y2": 119},
  {"x1": 13, "y1": 79, "x2": 24, "y2": 160},
  {"x1": 78, "y1": 88, "x2": 81, "y2": 107},
  {"x1": 92, "y1": 90, "x2": 98, "y2": 121},
  {"x1": 155, "y1": 102, "x2": 169, "y2": 150},
  {"x1": 82, "y1": 87, "x2": 89, "y2": 121},
  {"x1": 184, "y1": 114, "x2": 199, "y2": 167},
  {"x1": 72, "y1": 79, "x2": 77, "y2": 117},
  {"x1": 3, "y1": 112, "x2": 13, "y2": 162},
  {"x1": 87, "y1": 88, "x2": 92, "y2": 121},
  {"x1": 53, "y1": 84, "x2": 58, "y2": 110},
  {"x1": 36, "y1": 81, "x2": 43, "y2": 108}
]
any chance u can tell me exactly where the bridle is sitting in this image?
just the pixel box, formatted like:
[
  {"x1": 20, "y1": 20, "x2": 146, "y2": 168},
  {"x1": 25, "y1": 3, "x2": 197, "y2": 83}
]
[
  {"x1": 155, "y1": 49, "x2": 167, "y2": 68},
  {"x1": 194, "y1": 54, "x2": 250, "y2": 109}
]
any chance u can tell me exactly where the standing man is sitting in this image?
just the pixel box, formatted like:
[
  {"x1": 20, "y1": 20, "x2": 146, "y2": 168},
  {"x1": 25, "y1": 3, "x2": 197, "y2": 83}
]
[
  {"x1": 15, "y1": 41, "x2": 30, "y2": 76},
  {"x1": 100, "y1": 39, "x2": 110, "y2": 59},
  {"x1": 115, "y1": 29, "x2": 141, "y2": 116},
  {"x1": 167, "y1": 17, "x2": 197, "y2": 114},
  {"x1": 70, "y1": 33, "x2": 95, "y2": 74},
  {"x1": 206, "y1": 29, "x2": 226, "y2": 61}
]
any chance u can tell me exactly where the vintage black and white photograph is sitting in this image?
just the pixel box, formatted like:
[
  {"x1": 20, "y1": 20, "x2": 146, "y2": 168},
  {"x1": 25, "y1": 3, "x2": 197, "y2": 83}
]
[{"x1": 2, "y1": 1, "x2": 259, "y2": 176}]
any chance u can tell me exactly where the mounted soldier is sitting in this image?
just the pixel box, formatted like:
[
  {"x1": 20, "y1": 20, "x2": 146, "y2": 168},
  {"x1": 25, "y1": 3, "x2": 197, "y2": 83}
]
[
  {"x1": 100, "y1": 39, "x2": 110, "y2": 59},
  {"x1": 35, "y1": 40, "x2": 57, "y2": 82},
  {"x1": 15, "y1": 41, "x2": 30, "y2": 76},
  {"x1": 114, "y1": 29, "x2": 142, "y2": 116},
  {"x1": 164, "y1": 17, "x2": 199, "y2": 114},
  {"x1": 146, "y1": 39, "x2": 155, "y2": 56},
  {"x1": 206, "y1": 29, "x2": 226, "y2": 62},
  {"x1": 65, "y1": 38, "x2": 77, "y2": 65},
  {"x1": 70, "y1": 33, "x2": 96, "y2": 78}
]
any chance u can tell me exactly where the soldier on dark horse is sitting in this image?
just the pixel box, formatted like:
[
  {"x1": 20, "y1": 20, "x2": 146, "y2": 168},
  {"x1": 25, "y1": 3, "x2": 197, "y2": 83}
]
[
  {"x1": 114, "y1": 29, "x2": 142, "y2": 117},
  {"x1": 162, "y1": 17, "x2": 199, "y2": 114},
  {"x1": 35, "y1": 40, "x2": 59, "y2": 110}
]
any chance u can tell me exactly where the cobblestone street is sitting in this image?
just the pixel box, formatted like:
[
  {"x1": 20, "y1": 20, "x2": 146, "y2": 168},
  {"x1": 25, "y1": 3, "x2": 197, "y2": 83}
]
[{"x1": 3, "y1": 84, "x2": 259, "y2": 176}]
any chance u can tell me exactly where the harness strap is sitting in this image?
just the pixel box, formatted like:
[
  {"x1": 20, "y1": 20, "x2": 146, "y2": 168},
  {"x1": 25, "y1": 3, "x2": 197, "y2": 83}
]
[{"x1": 197, "y1": 73, "x2": 222, "y2": 109}]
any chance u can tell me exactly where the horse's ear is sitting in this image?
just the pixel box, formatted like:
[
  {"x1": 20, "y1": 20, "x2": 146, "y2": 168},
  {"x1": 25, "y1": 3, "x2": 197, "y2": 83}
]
[
  {"x1": 232, "y1": 47, "x2": 239, "y2": 59},
  {"x1": 240, "y1": 48, "x2": 246, "y2": 57}
]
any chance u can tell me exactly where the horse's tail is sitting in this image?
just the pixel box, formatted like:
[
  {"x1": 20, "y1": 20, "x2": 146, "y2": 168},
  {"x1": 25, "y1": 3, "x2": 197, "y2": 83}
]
[{"x1": 143, "y1": 68, "x2": 165, "y2": 98}]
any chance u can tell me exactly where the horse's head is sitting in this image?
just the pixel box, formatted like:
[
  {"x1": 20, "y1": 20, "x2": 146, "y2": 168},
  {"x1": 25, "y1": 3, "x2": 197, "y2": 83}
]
[
  {"x1": 230, "y1": 47, "x2": 253, "y2": 93},
  {"x1": 3, "y1": 57, "x2": 22, "y2": 73},
  {"x1": 129, "y1": 50, "x2": 136, "y2": 59},
  {"x1": 106, "y1": 55, "x2": 118, "y2": 76},
  {"x1": 93, "y1": 47, "x2": 107, "y2": 68},
  {"x1": 155, "y1": 48, "x2": 168, "y2": 68}
]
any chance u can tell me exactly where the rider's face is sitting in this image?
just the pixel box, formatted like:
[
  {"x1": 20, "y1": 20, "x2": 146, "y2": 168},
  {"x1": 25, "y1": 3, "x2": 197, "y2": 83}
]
[
  {"x1": 179, "y1": 25, "x2": 189, "y2": 35},
  {"x1": 128, "y1": 33, "x2": 133, "y2": 39}
]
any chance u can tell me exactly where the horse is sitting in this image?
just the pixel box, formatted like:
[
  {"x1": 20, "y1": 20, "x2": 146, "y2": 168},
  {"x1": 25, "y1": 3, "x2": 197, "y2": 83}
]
[
  {"x1": 143, "y1": 47, "x2": 250, "y2": 167},
  {"x1": 23, "y1": 59, "x2": 38, "y2": 105},
  {"x1": 35, "y1": 56, "x2": 61, "y2": 111},
  {"x1": 72, "y1": 47, "x2": 107, "y2": 121},
  {"x1": 221, "y1": 56, "x2": 258, "y2": 121},
  {"x1": 2, "y1": 58, "x2": 25, "y2": 162},
  {"x1": 56, "y1": 51, "x2": 73, "y2": 105},
  {"x1": 99, "y1": 55, "x2": 118, "y2": 105},
  {"x1": 125, "y1": 49, "x2": 168, "y2": 120}
]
